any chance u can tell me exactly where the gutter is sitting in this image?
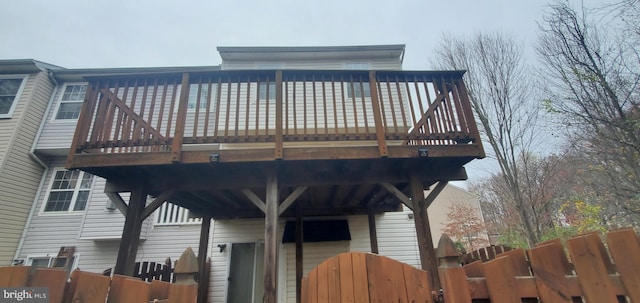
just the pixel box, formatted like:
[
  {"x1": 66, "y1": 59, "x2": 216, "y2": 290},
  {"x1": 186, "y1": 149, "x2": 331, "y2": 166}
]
[{"x1": 13, "y1": 70, "x2": 59, "y2": 262}]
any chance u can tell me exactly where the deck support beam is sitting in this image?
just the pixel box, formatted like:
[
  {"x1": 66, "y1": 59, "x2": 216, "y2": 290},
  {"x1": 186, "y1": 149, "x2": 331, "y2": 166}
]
[
  {"x1": 368, "y1": 210, "x2": 379, "y2": 254},
  {"x1": 409, "y1": 175, "x2": 441, "y2": 291},
  {"x1": 264, "y1": 172, "x2": 279, "y2": 303},
  {"x1": 197, "y1": 215, "x2": 212, "y2": 303},
  {"x1": 295, "y1": 204, "x2": 304, "y2": 303},
  {"x1": 114, "y1": 187, "x2": 147, "y2": 276}
]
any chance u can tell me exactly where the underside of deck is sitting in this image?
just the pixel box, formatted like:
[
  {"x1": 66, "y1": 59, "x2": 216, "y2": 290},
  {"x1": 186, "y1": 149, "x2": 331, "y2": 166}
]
[{"x1": 85, "y1": 148, "x2": 477, "y2": 219}]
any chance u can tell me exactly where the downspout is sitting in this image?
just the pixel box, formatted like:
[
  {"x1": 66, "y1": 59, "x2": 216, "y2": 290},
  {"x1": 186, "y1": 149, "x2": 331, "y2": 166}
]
[{"x1": 13, "y1": 70, "x2": 59, "y2": 262}]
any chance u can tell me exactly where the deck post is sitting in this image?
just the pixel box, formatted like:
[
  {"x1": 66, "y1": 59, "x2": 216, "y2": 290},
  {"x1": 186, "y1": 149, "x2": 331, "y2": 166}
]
[
  {"x1": 369, "y1": 71, "x2": 388, "y2": 157},
  {"x1": 295, "y1": 204, "x2": 303, "y2": 303},
  {"x1": 172, "y1": 73, "x2": 190, "y2": 162},
  {"x1": 197, "y1": 215, "x2": 212, "y2": 303},
  {"x1": 368, "y1": 210, "x2": 379, "y2": 254},
  {"x1": 409, "y1": 174, "x2": 441, "y2": 291},
  {"x1": 264, "y1": 172, "x2": 279, "y2": 303},
  {"x1": 114, "y1": 187, "x2": 147, "y2": 276}
]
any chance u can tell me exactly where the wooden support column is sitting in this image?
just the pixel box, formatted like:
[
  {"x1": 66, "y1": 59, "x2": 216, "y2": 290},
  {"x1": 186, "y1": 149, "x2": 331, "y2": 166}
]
[
  {"x1": 197, "y1": 215, "x2": 212, "y2": 303},
  {"x1": 264, "y1": 173, "x2": 279, "y2": 303},
  {"x1": 409, "y1": 174, "x2": 441, "y2": 291},
  {"x1": 295, "y1": 205, "x2": 303, "y2": 303},
  {"x1": 114, "y1": 187, "x2": 147, "y2": 276},
  {"x1": 368, "y1": 210, "x2": 379, "y2": 254},
  {"x1": 369, "y1": 71, "x2": 388, "y2": 157},
  {"x1": 172, "y1": 73, "x2": 190, "y2": 162}
]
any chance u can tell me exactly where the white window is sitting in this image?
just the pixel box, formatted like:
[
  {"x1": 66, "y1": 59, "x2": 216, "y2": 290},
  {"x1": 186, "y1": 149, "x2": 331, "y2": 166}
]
[
  {"x1": 258, "y1": 82, "x2": 276, "y2": 101},
  {"x1": 27, "y1": 256, "x2": 52, "y2": 268},
  {"x1": 0, "y1": 75, "x2": 27, "y2": 119},
  {"x1": 343, "y1": 63, "x2": 371, "y2": 98},
  {"x1": 188, "y1": 83, "x2": 217, "y2": 111},
  {"x1": 26, "y1": 255, "x2": 79, "y2": 271},
  {"x1": 54, "y1": 84, "x2": 87, "y2": 120},
  {"x1": 347, "y1": 82, "x2": 371, "y2": 99},
  {"x1": 43, "y1": 169, "x2": 93, "y2": 213},
  {"x1": 257, "y1": 64, "x2": 281, "y2": 101}
]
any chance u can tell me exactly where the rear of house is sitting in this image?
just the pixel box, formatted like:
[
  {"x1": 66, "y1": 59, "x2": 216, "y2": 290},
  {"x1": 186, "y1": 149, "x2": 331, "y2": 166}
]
[{"x1": 12, "y1": 45, "x2": 485, "y2": 302}]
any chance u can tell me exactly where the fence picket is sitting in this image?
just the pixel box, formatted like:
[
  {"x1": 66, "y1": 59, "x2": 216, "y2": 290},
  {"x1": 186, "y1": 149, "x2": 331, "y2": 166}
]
[
  {"x1": 567, "y1": 233, "x2": 619, "y2": 302},
  {"x1": 607, "y1": 228, "x2": 640, "y2": 302},
  {"x1": 0, "y1": 266, "x2": 29, "y2": 287},
  {"x1": 28, "y1": 268, "x2": 67, "y2": 303},
  {"x1": 71, "y1": 271, "x2": 111, "y2": 303},
  {"x1": 107, "y1": 275, "x2": 150, "y2": 303},
  {"x1": 529, "y1": 243, "x2": 574, "y2": 303},
  {"x1": 483, "y1": 256, "x2": 521, "y2": 303}
]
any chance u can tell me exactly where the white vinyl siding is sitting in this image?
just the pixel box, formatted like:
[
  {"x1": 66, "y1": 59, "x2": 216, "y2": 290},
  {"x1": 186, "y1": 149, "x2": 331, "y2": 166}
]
[{"x1": 0, "y1": 71, "x2": 53, "y2": 265}]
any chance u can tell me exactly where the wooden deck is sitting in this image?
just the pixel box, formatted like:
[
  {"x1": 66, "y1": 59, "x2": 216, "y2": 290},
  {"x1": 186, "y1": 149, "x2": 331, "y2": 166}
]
[{"x1": 66, "y1": 69, "x2": 484, "y2": 219}]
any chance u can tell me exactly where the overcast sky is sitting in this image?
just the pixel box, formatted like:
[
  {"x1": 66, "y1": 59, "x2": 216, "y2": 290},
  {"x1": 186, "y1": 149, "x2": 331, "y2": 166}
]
[
  {"x1": 0, "y1": 0, "x2": 554, "y2": 70},
  {"x1": 0, "y1": 0, "x2": 601, "y2": 184}
]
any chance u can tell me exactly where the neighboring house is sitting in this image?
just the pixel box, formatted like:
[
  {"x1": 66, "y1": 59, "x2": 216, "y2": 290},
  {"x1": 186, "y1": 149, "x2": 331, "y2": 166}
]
[
  {"x1": 12, "y1": 45, "x2": 485, "y2": 303},
  {"x1": 0, "y1": 60, "x2": 60, "y2": 266}
]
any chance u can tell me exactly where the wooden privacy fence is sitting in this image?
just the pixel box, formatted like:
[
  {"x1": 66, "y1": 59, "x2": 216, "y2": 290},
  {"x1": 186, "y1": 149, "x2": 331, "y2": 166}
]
[
  {"x1": 0, "y1": 267, "x2": 197, "y2": 303},
  {"x1": 302, "y1": 228, "x2": 640, "y2": 303},
  {"x1": 1, "y1": 247, "x2": 202, "y2": 303},
  {"x1": 438, "y1": 228, "x2": 640, "y2": 302}
]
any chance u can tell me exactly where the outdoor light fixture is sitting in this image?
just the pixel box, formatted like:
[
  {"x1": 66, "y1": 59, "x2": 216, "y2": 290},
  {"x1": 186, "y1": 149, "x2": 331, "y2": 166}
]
[
  {"x1": 217, "y1": 244, "x2": 227, "y2": 253},
  {"x1": 418, "y1": 148, "x2": 429, "y2": 157},
  {"x1": 210, "y1": 153, "x2": 220, "y2": 162}
]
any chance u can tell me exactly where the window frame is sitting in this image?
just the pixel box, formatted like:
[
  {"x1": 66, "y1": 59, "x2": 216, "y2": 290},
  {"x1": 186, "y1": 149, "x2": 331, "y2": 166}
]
[
  {"x1": 26, "y1": 254, "x2": 80, "y2": 271},
  {"x1": 346, "y1": 82, "x2": 371, "y2": 99},
  {"x1": 40, "y1": 168, "x2": 94, "y2": 215},
  {"x1": 0, "y1": 75, "x2": 28, "y2": 119},
  {"x1": 258, "y1": 82, "x2": 277, "y2": 101},
  {"x1": 51, "y1": 82, "x2": 88, "y2": 123},
  {"x1": 187, "y1": 82, "x2": 217, "y2": 112}
]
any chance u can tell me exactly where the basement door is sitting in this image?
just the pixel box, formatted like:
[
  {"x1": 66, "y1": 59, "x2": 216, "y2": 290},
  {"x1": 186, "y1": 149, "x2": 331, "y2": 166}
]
[{"x1": 227, "y1": 242, "x2": 264, "y2": 303}]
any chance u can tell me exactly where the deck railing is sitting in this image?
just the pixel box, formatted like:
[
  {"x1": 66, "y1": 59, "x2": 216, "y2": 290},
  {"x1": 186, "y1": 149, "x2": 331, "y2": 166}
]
[{"x1": 68, "y1": 69, "x2": 480, "y2": 162}]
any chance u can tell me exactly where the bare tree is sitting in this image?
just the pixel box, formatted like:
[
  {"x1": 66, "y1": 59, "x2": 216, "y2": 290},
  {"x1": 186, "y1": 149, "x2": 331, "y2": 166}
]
[
  {"x1": 433, "y1": 33, "x2": 546, "y2": 246},
  {"x1": 537, "y1": 1, "x2": 640, "y2": 223}
]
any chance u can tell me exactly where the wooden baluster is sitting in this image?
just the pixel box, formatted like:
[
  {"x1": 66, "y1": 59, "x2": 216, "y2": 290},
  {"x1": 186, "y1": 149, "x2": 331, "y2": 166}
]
[
  {"x1": 203, "y1": 78, "x2": 213, "y2": 139},
  {"x1": 395, "y1": 75, "x2": 409, "y2": 136},
  {"x1": 165, "y1": 79, "x2": 178, "y2": 144},
  {"x1": 385, "y1": 75, "x2": 399, "y2": 135},
  {"x1": 234, "y1": 77, "x2": 241, "y2": 140},
  {"x1": 275, "y1": 70, "x2": 283, "y2": 159},
  {"x1": 349, "y1": 75, "x2": 359, "y2": 136},
  {"x1": 312, "y1": 74, "x2": 318, "y2": 136},
  {"x1": 156, "y1": 79, "x2": 169, "y2": 148}
]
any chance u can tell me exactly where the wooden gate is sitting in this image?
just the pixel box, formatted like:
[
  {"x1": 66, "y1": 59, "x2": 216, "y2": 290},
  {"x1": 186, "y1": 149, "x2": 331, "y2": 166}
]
[{"x1": 301, "y1": 252, "x2": 433, "y2": 303}]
